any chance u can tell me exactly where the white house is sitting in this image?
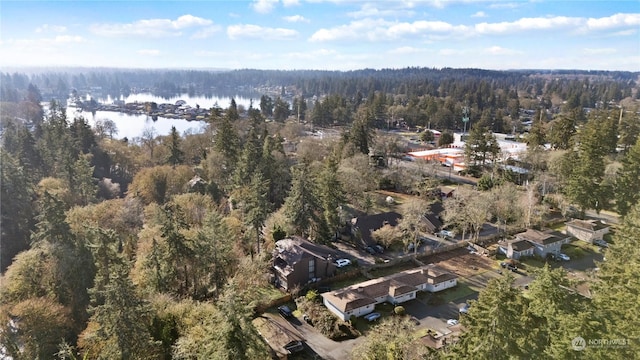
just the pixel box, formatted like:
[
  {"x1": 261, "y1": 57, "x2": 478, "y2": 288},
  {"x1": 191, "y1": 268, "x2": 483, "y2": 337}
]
[
  {"x1": 321, "y1": 265, "x2": 457, "y2": 321},
  {"x1": 566, "y1": 219, "x2": 610, "y2": 243}
]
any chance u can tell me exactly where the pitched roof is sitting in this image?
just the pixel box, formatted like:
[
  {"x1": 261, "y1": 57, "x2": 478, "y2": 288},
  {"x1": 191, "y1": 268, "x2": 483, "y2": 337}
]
[
  {"x1": 351, "y1": 212, "x2": 402, "y2": 246},
  {"x1": 508, "y1": 239, "x2": 534, "y2": 252},
  {"x1": 273, "y1": 236, "x2": 339, "y2": 275},
  {"x1": 322, "y1": 265, "x2": 456, "y2": 312},
  {"x1": 516, "y1": 229, "x2": 565, "y2": 246},
  {"x1": 566, "y1": 219, "x2": 609, "y2": 232}
]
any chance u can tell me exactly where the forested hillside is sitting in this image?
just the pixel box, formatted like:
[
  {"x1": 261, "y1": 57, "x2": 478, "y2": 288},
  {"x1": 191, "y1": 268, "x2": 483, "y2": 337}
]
[{"x1": 1, "y1": 67, "x2": 639, "y2": 359}]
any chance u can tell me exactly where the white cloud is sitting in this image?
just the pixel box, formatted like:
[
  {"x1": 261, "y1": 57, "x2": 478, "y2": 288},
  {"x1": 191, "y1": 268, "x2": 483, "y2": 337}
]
[
  {"x1": 438, "y1": 48, "x2": 466, "y2": 56},
  {"x1": 475, "y1": 16, "x2": 582, "y2": 34},
  {"x1": 309, "y1": 18, "x2": 387, "y2": 42},
  {"x1": 91, "y1": 14, "x2": 213, "y2": 37},
  {"x1": 611, "y1": 29, "x2": 637, "y2": 36},
  {"x1": 471, "y1": 11, "x2": 487, "y2": 18},
  {"x1": 191, "y1": 26, "x2": 222, "y2": 39},
  {"x1": 483, "y1": 46, "x2": 522, "y2": 55},
  {"x1": 54, "y1": 35, "x2": 85, "y2": 43},
  {"x1": 488, "y1": 2, "x2": 522, "y2": 9},
  {"x1": 283, "y1": 15, "x2": 309, "y2": 23},
  {"x1": 310, "y1": 18, "x2": 468, "y2": 42},
  {"x1": 35, "y1": 24, "x2": 67, "y2": 33},
  {"x1": 582, "y1": 48, "x2": 617, "y2": 55},
  {"x1": 282, "y1": 0, "x2": 300, "y2": 6},
  {"x1": 227, "y1": 24, "x2": 298, "y2": 40},
  {"x1": 285, "y1": 48, "x2": 337, "y2": 60},
  {"x1": 388, "y1": 46, "x2": 426, "y2": 55},
  {"x1": 347, "y1": 3, "x2": 416, "y2": 18},
  {"x1": 137, "y1": 49, "x2": 160, "y2": 56},
  {"x1": 586, "y1": 13, "x2": 640, "y2": 30},
  {"x1": 251, "y1": 0, "x2": 278, "y2": 13}
]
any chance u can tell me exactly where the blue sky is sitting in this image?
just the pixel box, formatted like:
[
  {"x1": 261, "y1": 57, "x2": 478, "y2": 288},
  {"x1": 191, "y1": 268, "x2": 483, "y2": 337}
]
[{"x1": 1, "y1": 0, "x2": 638, "y2": 71}]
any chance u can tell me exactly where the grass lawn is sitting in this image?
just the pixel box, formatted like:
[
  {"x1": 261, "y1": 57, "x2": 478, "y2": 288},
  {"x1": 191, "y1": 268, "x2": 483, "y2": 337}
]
[
  {"x1": 567, "y1": 240, "x2": 599, "y2": 254},
  {"x1": 520, "y1": 257, "x2": 549, "y2": 271},
  {"x1": 369, "y1": 262, "x2": 420, "y2": 278},
  {"x1": 549, "y1": 222, "x2": 567, "y2": 232},
  {"x1": 439, "y1": 281, "x2": 477, "y2": 303},
  {"x1": 255, "y1": 286, "x2": 288, "y2": 303},
  {"x1": 561, "y1": 243, "x2": 591, "y2": 260},
  {"x1": 329, "y1": 275, "x2": 370, "y2": 290}
]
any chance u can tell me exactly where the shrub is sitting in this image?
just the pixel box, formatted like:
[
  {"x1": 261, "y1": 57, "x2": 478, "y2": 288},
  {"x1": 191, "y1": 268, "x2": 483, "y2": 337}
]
[
  {"x1": 394, "y1": 306, "x2": 405, "y2": 316},
  {"x1": 306, "y1": 290, "x2": 318, "y2": 302}
]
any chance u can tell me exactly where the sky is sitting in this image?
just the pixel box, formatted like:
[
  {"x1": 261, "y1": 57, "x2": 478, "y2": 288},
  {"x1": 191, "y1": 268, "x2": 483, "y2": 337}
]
[{"x1": 1, "y1": 0, "x2": 639, "y2": 71}]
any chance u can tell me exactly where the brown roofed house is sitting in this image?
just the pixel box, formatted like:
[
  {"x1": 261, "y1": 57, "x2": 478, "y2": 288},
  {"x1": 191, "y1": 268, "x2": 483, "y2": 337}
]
[
  {"x1": 272, "y1": 236, "x2": 340, "y2": 290},
  {"x1": 321, "y1": 264, "x2": 457, "y2": 320}
]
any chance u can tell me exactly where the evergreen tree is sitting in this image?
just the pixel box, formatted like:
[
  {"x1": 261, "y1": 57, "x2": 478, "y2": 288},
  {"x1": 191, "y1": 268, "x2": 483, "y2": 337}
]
[
  {"x1": 283, "y1": 164, "x2": 326, "y2": 240},
  {"x1": 548, "y1": 110, "x2": 578, "y2": 150},
  {"x1": 350, "y1": 106, "x2": 374, "y2": 155},
  {"x1": 0, "y1": 150, "x2": 35, "y2": 272},
  {"x1": 454, "y1": 275, "x2": 529, "y2": 359},
  {"x1": 273, "y1": 96, "x2": 290, "y2": 122},
  {"x1": 615, "y1": 138, "x2": 640, "y2": 217},
  {"x1": 165, "y1": 126, "x2": 185, "y2": 166},
  {"x1": 79, "y1": 262, "x2": 158, "y2": 359},
  {"x1": 464, "y1": 125, "x2": 500, "y2": 169},
  {"x1": 527, "y1": 116, "x2": 546, "y2": 148},
  {"x1": 564, "y1": 114, "x2": 610, "y2": 214},
  {"x1": 318, "y1": 156, "x2": 346, "y2": 238},
  {"x1": 243, "y1": 171, "x2": 271, "y2": 255},
  {"x1": 592, "y1": 202, "x2": 640, "y2": 358}
]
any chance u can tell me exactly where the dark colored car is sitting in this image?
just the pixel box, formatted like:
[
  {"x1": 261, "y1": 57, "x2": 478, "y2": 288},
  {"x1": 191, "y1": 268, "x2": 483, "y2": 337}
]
[
  {"x1": 374, "y1": 244, "x2": 385, "y2": 254},
  {"x1": 278, "y1": 305, "x2": 293, "y2": 318},
  {"x1": 365, "y1": 246, "x2": 376, "y2": 255}
]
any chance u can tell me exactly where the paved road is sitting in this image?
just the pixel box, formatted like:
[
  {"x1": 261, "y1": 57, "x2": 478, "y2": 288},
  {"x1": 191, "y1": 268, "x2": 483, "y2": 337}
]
[{"x1": 266, "y1": 312, "x2": 363, "y2": 360}]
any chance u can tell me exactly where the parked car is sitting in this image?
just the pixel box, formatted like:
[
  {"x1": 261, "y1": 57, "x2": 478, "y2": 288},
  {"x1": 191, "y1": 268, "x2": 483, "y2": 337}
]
[
  {"x1": 302, "y1": 314, "x2": 312, "y2": 324},
  {"x1": 278, "y1": 305, "x2": 293, "y2": 318},
  {"x1": 436, "y1": 230, "x2": 454, "y2": 239},
  {"x1": 594, "y1": 239, "x2": 609, "y2": 248},
  {"x1": 335, "y1": 258, "x2": 352, "y2": 268},
  {"x1": 558, "y1": 253, "x2": 570, "y2": 261},
  {"x1": 364, "y1": 312, "x2": 381, "y2": 322},
  {"x1": 364, "y1": 246, "x2": 377, "y2": 255},
  {"x1": 500, "y1": 262, "x2": 517, "y2": 271},
  {"x1": 459, "y1": 303, "x2": 470, "y2": 314},
  {"x1": 447, "y1": 319, "x2": 459, "y2": 326},
  {"x1": 374, "y1": 244, "x2": 385, "y2": 254}
]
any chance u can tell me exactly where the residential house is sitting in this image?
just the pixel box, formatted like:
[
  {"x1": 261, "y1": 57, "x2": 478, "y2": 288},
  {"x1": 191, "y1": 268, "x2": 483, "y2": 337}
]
[
  {"x1": 272, "y1": 237, "x2": 339, "y2": 291},
  {"x1": 566, "y1": 219, "x2": 610, "y2": 243},
  {"x1": 502, "y1": 239, "x2": 535, "y2": 260},
  {"x1": 351, "y1": 212, "x2": 402, "y2": 247},
  {"x1": 515, "y1": 229, "x2": 571, "y2": 258},
  {"x1": 422, "y1": 202, "x2": 445, "y2": 234},
  {"x1": 321, "y1": 265, "x2": 457, "y2": 321}
]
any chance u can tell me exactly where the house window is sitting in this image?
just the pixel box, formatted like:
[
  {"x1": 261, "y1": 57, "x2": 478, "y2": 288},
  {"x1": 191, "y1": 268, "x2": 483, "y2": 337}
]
[{"x1": 309, "y1": 260, "x2": 315, "y2": 278}]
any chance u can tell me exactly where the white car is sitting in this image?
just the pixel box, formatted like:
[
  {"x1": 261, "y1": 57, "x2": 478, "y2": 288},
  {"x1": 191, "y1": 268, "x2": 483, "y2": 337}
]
[
  {"x1": 335, "y1": 259, "x2": 352, "y2": 268},
  {"x1": 557, "y1": 253, "x2": 570, "y2": 261},
  {"x1": 447, "y1": 319, "x2": 459, "y2": 326},
  {"x1": 436, "y1": 230, "x2": 454, "y2": 238}
]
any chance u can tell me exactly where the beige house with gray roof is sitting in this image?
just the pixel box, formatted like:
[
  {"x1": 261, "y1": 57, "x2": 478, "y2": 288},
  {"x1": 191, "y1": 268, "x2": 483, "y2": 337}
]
[
  {"x1": 566, "y1": 219, "x2": 610, "y2": 243},
  {"x1": 321, "y1": 265, "x2": 457, "y2": 321}
]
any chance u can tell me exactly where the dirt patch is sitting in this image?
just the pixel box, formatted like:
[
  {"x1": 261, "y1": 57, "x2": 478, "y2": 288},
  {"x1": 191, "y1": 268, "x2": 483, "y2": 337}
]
[{"x1": 424, "y1": 248, "x2": 496, "y2": 278}]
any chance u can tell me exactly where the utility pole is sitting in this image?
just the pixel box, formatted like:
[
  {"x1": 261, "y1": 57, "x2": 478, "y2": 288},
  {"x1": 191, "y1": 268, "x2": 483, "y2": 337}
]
[{"x1": 462, "y1": 106, "x2": 470, "y2": 134}]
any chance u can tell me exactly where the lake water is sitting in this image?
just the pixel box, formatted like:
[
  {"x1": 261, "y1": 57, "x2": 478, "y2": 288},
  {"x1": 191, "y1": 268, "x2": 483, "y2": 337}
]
[{"x1": 69, "y1": 93, "x2": 255, "y2": 140}]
